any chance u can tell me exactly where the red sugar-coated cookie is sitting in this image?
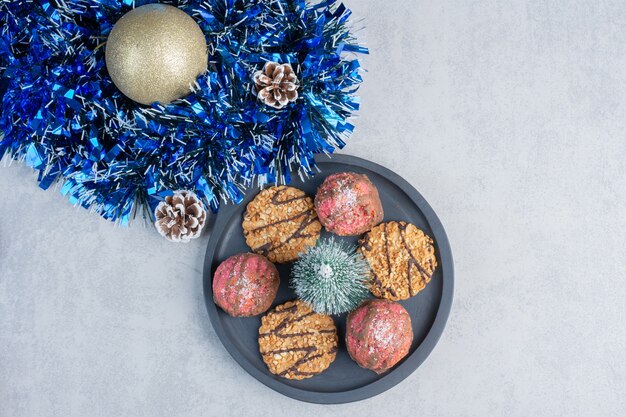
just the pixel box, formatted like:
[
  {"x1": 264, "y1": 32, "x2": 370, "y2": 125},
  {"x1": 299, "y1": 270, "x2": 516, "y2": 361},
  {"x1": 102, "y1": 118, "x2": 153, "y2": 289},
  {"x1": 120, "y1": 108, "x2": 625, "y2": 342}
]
[
  {"x1": 212, "y1": 253, "x2": 279, "y2": 317},
  {"x1": 346, "y1": 299, "x2": 413, "y2": 374},
  {"x1": 314, "y1": 172, "x2": 384, "y2": 236}
]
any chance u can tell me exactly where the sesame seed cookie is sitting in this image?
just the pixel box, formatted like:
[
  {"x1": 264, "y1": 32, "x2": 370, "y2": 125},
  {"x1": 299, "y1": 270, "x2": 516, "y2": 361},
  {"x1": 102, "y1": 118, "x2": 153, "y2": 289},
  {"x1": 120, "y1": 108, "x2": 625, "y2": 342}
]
[
  {"x1": 242, "y1": 186, "x2": 322, "y2": 263},
  {"x1": 359, "y1": 221, "x2": 437, "y2": 301},
  {"x1": 258, "y1": 300, "x2": 338, "y2": 380}
]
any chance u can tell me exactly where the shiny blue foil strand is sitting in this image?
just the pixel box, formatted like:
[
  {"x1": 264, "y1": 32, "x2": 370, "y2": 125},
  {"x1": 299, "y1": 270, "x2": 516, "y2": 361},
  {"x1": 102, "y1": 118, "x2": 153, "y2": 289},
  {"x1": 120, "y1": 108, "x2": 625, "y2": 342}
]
[{"x1": 0, "y1": 0, "x2": 367, "y2": 224}]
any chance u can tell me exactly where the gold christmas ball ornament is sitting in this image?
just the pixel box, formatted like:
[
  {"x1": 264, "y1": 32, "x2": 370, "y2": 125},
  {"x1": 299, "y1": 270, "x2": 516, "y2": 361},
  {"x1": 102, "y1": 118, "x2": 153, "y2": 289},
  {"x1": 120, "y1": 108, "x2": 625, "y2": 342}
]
[{"x1": 105, "y1": 4, "x2": 208, "y2": 105}]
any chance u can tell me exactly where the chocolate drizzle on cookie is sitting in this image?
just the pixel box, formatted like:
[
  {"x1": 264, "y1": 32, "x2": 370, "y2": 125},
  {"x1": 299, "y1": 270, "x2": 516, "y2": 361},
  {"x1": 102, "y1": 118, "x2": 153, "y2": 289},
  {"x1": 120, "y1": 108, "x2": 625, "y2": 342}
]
[
  {"x1": 277, "y1": 347, "x2": 338, "y2": 377},
  {"x1": 370, "y1": 272, "x2": 397, "y2": 299},
  {"x1": 359, "y1": 221, "x2": 437, "y2": 300},
  {"x1": 259, "y1": 304, "x2": 314, "y2": 337},
  {"x1": 398, "y1": 222, "x2": 433, "y2": 296},
  {"x1": 360, "y1": 228, "x2": 398, "y2": 299},
  {"x1": 243, "y1": 186, "x2": 321, "y2": 263},
  {"x1": 270, "y1": 189, "x2": 307, "y2": 205},
  {"x1": 383, "y1": 222, "x2": 392, "y2": 277},
  {"x1": 258, "y1": 301, "x2": 338, "y2": 380},
  {"x1": 251, "y1": 210, "x2": 318, "y2": 257},
  {"x1": 250, "y1": 188, "x2": 312, "y2": 234}
]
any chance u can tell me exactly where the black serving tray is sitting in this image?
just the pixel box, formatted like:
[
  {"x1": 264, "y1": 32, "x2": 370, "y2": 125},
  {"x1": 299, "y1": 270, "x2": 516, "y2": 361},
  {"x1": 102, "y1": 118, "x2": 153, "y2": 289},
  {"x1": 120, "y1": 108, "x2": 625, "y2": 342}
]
[{"x1": 203, "y1": 154, "x2": 454, "y2": 404}]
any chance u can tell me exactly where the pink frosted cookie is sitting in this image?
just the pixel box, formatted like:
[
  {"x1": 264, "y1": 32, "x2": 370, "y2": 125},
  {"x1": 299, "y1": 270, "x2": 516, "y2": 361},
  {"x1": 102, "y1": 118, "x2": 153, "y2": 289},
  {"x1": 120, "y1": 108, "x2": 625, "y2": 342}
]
[
  {"x1": 212, "y1": 253, "x2": 279, "y2": 317},
  {"x1": 346, "y1": 299, "x2": 413, "y2": 374},
  {"x1": 314, "y1": 172, "x2": 384, "y2": 236}
]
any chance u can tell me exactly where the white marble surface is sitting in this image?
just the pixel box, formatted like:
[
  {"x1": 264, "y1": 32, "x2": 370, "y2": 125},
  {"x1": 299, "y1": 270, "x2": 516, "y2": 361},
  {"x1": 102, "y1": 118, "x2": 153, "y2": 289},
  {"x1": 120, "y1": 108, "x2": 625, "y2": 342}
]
[{"x1": 1, "y1": 1, "x2": 625, "y2": 416}]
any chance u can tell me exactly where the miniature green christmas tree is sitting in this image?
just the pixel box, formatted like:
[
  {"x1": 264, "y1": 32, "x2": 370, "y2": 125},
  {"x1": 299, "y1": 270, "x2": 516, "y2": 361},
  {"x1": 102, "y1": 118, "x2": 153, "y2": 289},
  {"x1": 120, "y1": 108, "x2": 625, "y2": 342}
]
[{"x1": 291, "y1": 238, "x2": 370, "y2": 315}]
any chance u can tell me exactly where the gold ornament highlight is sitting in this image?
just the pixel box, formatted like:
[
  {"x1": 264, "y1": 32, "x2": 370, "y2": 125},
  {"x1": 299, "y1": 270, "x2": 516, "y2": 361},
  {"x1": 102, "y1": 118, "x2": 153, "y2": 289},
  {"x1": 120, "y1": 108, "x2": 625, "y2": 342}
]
[{"x1": 105, "y1": 4, "x2": 208, "y2": 105}]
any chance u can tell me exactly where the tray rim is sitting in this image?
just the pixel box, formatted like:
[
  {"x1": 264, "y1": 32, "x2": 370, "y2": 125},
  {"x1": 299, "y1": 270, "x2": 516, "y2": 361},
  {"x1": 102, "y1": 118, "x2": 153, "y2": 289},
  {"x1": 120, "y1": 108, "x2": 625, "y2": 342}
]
[{"x1": 202, "y1": 153, "x2": 454, "y2": 404}]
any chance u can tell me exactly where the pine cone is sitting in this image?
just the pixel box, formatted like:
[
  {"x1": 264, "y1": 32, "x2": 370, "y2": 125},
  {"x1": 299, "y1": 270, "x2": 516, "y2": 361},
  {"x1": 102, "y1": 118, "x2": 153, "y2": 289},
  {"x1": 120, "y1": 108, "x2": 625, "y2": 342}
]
[
  {"x1": 154, "y1": 191, "x2": 207, "y2": 243},
  {"x1": 253, "y1": 62, "x2": 299, "y2": 109}
]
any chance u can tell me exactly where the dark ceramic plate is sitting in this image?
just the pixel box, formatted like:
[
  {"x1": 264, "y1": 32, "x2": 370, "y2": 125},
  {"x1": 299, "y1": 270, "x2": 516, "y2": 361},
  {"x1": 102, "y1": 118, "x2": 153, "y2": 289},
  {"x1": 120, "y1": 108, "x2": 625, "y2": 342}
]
[{"x1": 203, "y1": 154, "x2": 453, "y2": 404}]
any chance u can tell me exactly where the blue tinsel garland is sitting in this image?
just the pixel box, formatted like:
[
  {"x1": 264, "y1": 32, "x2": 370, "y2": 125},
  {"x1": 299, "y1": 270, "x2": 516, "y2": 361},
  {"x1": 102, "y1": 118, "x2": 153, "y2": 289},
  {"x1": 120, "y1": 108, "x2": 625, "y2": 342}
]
[{"x1": 0, "y1": 0, "x2": 366, "y2": 224}]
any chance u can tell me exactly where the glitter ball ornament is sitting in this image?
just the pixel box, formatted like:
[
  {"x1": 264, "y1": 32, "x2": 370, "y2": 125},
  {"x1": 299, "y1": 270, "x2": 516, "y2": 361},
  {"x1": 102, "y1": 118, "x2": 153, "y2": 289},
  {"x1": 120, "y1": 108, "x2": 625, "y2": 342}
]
[
  {"x1": 291, "y1": 238, "x2": 370, "y2": 315},
  {"x1": 154, "y1": 190, "x2": 207, "y2": 243},
  {"x1": 105, "y1": 4, "x2": 208, "y2": 105}
]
